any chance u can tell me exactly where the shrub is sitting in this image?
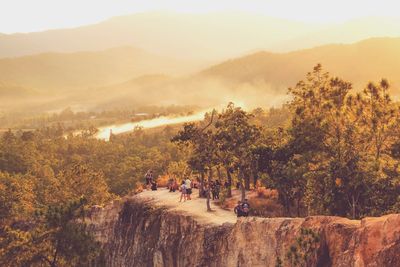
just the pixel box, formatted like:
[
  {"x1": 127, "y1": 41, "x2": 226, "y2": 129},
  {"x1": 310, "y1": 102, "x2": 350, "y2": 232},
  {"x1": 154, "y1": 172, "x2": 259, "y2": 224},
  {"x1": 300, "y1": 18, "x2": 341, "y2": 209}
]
[
  {"x1": 249, "y1": 197, "x2": 284, "y2": 217},
  {"x1": 157, "y1": 175, "x2": 170, "y2": 187}
]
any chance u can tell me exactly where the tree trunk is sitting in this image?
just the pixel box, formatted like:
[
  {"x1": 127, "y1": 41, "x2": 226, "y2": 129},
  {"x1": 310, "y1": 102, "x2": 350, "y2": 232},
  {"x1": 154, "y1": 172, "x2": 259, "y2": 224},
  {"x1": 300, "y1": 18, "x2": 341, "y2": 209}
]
[
  {"x1": 286, "y1": 198, "x2": 291, "y2": 217},
  {"x1": 199, "y1": 171, "x2": 205, "y2": 198},
  {"x1": 280, "y1": 193, "x2": 290, "y2": 216},
  {"x1": 296, "y1": 196, "x2": 301, "y2": 217},
  {"x1": 217, "y1": 166, "x2": 222, "y2": 181},
  {"x1": 226, "y1": 167, "x2": 232, "y2": 197},
  {"x1": 352, "y1": 195, "x2": 356, "y2": 219},
  {"x1": 253, "y1": 169, "x2": 258, "y2": 189},
  {"x1": 244, "y1": 171, "x2": 250, "y2": 190},
  {"x1": 239, "y1": 168, "x2": 246, "y2": 202},
  {"x1": 50, "y1": 241, "x2": 59, "y2": 267},
  {"x1": 206, "y1": 167, "x2": 213, "y2": 211}
]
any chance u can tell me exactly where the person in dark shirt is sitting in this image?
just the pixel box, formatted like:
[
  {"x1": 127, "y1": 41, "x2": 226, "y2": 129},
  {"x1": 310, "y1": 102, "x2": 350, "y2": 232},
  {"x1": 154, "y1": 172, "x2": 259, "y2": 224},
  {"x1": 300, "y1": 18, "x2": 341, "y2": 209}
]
[
  {"x1": 224, "y1": 181, "x2": 230, "y2": 189},
  {"x1": 234, "y1": 201, "x2": 243, "y2": 217},
  {"x1": 214, "y1": 180, "x2": 221, "y2": 199},
  {"x1": 151, "y1": 180, "x2": 157, "y2": 191}
]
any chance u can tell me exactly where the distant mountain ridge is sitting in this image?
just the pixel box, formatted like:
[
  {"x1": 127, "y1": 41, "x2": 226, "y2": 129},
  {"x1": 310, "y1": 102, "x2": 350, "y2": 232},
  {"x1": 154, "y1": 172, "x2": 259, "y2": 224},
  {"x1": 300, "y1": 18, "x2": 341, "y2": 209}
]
[
  {"x1": 0, "y1": 46, "x2": 198, "y2": 91},
  {"x1": 80, "y1": 37, "x2": 400, "y2": 111},
  {"x1": 1, "y1": 12, "x2": 400, "y2": 64},
  {"x1": 273, "y1": 17, "x2": 400, "y2": 52},
  {"x1": 0, "y1": 12, "x2": 320, "y2": 61},
  {"x1": 201, "y1": 37, "x2": 400, "y2": 91}
]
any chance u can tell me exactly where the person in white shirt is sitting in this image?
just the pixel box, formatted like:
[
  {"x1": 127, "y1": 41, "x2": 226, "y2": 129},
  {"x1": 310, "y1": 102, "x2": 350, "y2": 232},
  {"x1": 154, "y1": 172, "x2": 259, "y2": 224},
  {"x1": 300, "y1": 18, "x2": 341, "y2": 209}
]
[{"x1": 185, "y1": 177, "x2": 192, "y2": 200}]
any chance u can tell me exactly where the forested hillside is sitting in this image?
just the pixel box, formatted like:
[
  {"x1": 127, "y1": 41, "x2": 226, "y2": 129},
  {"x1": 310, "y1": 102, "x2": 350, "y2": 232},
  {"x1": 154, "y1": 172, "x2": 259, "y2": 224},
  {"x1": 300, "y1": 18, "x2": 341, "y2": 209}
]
[
  {"x1": 1, "y1": 65, "x2": 400, "y2": 265},
  {"x1": 0, "y1": 125, "x2": 185, "y2": 265}
]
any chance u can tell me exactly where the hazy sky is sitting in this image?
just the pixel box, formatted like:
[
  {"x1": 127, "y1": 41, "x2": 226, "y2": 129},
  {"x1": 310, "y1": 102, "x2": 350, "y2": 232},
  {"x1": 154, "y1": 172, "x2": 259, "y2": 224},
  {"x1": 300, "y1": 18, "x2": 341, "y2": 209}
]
[{"x1": 1, "y1": 0, "x2": 400, "y2": 33}]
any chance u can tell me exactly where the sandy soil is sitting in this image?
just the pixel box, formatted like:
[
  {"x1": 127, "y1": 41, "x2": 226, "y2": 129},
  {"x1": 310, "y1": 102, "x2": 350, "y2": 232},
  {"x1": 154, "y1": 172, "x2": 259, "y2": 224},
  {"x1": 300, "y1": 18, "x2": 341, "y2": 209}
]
[{"x1": 136, "y1": 188, "x2": 238, "y2": 225}]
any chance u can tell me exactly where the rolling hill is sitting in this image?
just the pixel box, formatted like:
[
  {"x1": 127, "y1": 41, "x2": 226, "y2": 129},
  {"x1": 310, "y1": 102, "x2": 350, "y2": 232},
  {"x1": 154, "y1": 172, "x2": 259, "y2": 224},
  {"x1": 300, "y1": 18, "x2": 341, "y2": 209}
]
[
  {"x1": 0, "y1": 82, "x2": 38, "y2": 98},
  {"x1": 0, "y1": 46, "x2": 198, "y2": 91},
  {"x1": 201, "y1": 37, "x2": 400, "y2": 92}
]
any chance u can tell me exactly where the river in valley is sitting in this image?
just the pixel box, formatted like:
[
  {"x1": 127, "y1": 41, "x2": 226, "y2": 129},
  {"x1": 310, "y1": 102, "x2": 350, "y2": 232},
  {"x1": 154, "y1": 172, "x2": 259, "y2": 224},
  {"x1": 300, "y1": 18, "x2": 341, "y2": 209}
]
[{"x1": 95, "y1": 109, "x2": 211, "y2": 140}]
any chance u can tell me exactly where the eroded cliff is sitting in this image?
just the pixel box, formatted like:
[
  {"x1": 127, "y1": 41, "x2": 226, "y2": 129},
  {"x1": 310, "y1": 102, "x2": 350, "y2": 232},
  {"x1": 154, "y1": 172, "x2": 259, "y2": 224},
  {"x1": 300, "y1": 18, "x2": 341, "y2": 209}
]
[{"x1": 87, "y1": 190, "x2": 400, "y2": 267}]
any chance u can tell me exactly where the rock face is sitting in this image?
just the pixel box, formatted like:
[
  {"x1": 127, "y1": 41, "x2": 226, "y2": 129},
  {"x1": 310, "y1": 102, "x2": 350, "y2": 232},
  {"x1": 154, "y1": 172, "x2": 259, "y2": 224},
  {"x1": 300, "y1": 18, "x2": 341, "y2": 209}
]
[{"x1": 87, "y1": 195, "x2": 400, "y2": 267}]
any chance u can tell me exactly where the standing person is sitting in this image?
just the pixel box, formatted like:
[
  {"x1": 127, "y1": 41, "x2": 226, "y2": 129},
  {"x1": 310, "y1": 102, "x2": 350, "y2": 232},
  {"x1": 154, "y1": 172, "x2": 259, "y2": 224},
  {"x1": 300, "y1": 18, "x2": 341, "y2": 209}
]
[
  {"x1": 224, "y1": 180, "x2": 230, "y2": 189},
  {"x1": 170, "y1": 178, "x2": 177, "y2": 192},
  {"x1": 234, "y1": 201, "x2": 243, "y2": 217},
  {"x1": 215, "y1": 180, "x2": 221, "y2": 199},
  {"x1": 145, "y1": 170, "x2": 153, "y2": 190},
  {"x1": 167, "y1": 177, "x2": 173, "y2": 191},
  {"x1": 210, "y1": 181, "x2": 216, "y2": 200},
  {"x1": 185, "y1": 177, "x2": 192, "y2": 200},
  {"x1": 203, "y1": 181, "x2": 209, "y2": 198},
  {"x1": 179, "y1": 181, "x2": 187, "y2": 202}
]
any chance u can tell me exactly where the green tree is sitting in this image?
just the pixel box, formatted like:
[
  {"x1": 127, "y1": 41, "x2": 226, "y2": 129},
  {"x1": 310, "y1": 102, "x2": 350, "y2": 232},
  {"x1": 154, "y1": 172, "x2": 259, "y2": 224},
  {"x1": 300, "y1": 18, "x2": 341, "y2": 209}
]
[
  {"x1": 1, "y1": 198, "x2": 102, "y2": 267},
  {"x1": 214, "y1": 103, "x2": 261, "y2": 201},
  {"x1": 57, "y1": 164, "x2": 112, "y2": 206}
]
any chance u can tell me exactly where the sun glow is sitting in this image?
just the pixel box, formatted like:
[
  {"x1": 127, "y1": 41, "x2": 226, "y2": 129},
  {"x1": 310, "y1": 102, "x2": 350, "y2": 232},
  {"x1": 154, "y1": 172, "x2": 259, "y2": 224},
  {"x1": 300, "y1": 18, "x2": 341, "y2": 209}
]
[{"x1": 1, "y1": 0, "x2": 400, "y2": 33}]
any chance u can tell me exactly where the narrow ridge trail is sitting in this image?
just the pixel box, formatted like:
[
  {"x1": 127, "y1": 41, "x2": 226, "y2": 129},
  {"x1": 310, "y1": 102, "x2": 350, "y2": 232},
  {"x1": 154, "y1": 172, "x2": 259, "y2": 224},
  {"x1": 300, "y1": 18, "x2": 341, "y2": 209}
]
[{"x1": 136, "y1": 188, "x2": 238, "y2": 225}]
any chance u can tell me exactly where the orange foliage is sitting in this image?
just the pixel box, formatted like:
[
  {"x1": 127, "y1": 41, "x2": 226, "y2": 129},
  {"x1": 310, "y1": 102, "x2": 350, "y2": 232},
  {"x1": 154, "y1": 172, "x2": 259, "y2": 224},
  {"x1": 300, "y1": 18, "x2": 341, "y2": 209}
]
[
  {"x1": 249, "y1": 197, "x2": 284, "y2": 217},
  {"x1": 157, "y1": 175, "x2": 171, "y2": 187},
  {"x1": 134, "y1": 182, "x2": 144, "y2": 193},
  {"x1": 256, "y1": 187, "x2": 279, "y2": 199}
]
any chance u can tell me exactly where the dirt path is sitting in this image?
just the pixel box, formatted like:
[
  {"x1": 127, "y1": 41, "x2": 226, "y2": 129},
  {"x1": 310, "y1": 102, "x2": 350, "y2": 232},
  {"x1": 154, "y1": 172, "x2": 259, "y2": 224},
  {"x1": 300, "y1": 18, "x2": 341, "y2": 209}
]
[{"x1": 136, "y1": 188, "x2": 237, "y2": 225}]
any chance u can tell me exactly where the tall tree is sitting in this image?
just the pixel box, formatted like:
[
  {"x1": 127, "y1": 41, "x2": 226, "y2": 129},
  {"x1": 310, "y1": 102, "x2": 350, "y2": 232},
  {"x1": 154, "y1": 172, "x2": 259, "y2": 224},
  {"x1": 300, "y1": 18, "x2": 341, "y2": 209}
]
[
  {"x1": 215, "y1": 103, "x2": 261, "y2": 201},
  {"x1": 172, "y1": 111, "x2": 217, "y2": 211}
]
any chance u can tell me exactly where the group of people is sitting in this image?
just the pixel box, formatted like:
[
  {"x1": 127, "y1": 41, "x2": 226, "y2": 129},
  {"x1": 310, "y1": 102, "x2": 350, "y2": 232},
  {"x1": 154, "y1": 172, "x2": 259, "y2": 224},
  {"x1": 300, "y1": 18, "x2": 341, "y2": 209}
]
[
  {"x1": 178, "y1": 177, "x2": 193, "y2": 202},
  {"x1": 166, "y1": 177, "x2": 195, "y2": 201},
  {"x1": 197, "y1": 179, "x2": 222, "y2": 199},
  {"x1": 145, "y1": 171, "x2": 251, "y2": 216},
  {"x1": 210, "y1": 180, "x2": 221, "y2": 200},
  {"x1": 234, "y1": 199, "x2": 250, "y2": 217}
]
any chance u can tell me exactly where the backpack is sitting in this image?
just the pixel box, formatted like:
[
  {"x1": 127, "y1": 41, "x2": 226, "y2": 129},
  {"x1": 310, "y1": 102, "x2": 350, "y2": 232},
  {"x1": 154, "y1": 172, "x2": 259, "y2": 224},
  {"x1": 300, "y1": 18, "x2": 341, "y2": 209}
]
[{"x1": 242, "y1": 203, "x2": 250, "y2": 213}]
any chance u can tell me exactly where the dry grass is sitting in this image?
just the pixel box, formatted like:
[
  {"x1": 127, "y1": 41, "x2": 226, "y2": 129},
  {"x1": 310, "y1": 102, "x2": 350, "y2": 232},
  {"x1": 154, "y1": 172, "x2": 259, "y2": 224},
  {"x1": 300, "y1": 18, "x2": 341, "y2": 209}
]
[
  {"x1": 249, "y1": 197, "x2": 284, "y2": 217},
  {"x1": 251, "y1": 187, "x2": 284, "y2": 217},
  {"x1": 219, "y1": 196, "x2": 238, "y2": 210},
  {"x1": 217, "y1": 187, "x2": 284, "y2": 217},
  {"x1": 256, "y1": 187, "x2": 278, "y2": 199}
]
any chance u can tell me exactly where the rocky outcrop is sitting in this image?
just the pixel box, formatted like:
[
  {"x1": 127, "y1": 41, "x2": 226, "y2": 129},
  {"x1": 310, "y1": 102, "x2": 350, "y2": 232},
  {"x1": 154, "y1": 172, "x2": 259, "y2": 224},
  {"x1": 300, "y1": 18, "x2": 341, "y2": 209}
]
[{"x1": 87, "y1": 194, "x2": 400, "y2": 267}]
